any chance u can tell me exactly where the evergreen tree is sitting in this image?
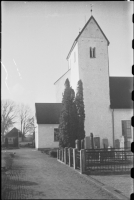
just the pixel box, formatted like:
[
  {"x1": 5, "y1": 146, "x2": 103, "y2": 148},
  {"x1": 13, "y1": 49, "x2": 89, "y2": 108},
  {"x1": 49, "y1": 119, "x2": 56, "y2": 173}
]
[
  {"x1": 75, "y1": 80, "x2": 85, "y2": 144},
  {"x1": 69, "y1": 88, "x2": 78, "y2": 148},
  {"x1": 59, "y1": 79, "x2": 77, "y2": 148}
]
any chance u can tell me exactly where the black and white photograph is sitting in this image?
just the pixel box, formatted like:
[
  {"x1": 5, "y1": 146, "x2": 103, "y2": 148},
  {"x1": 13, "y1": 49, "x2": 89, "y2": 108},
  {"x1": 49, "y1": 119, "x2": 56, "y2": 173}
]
[{"x1": 1, "y1": 1, "x2": 133, "y2": 199}]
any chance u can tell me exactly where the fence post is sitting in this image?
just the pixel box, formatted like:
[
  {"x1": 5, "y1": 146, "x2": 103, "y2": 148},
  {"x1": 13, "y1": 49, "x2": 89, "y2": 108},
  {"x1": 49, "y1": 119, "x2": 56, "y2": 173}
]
[
  {"x1": 80, "y1": 149, "x2": 85, "y2": 174},
  {"x1": 73, "y1": 148, "x2": 77, "y2": 169},
  {"x1": 62, "y1": 148, "x2": 64, "y2": 162},
  {"x1": 81, "y1": 139, "x2": 84, "y2": 149},
  {"x1": 60, "y1": 149, "x2": 62, "y2": 161},
  {"x1": 64, "y1": 147, "x2": 67, "y2": 164},
  {"x1": 99, "y1": 152, "x2": 100, "y2": 162},
  {"x1": 75, "y1": 139, "x2": 80, "y2": 150},
  {"x1": 57, "y1": 149, "x2": 59, "y2": 160},
  {"x1": 59, "y1": 149, "x2": 60, "y2": 160},
  {"x1": 68, "y1": 148, "x2": 71, "y2": 167}
]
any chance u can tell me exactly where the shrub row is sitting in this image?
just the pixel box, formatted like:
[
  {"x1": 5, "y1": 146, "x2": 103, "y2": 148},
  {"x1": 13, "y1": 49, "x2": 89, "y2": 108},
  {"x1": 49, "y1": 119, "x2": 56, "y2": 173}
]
[{"x1": 41, "y1": 149, "x2": 57, "y2": 158}]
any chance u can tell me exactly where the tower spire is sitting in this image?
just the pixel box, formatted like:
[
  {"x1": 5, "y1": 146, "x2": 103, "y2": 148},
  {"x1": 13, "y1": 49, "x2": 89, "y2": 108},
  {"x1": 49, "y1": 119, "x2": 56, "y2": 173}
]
[{"x1": 90, "y1": 3, "x2": 93, "y2": 16}]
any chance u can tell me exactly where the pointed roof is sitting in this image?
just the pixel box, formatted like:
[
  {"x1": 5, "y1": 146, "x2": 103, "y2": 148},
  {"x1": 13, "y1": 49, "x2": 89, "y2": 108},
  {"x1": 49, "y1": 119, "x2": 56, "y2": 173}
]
[
  {"x1": 66, "y1": 15, "x2": 110, "y2": 60},
  {"x1": 35, "y1": 103, "x2": 62, "y2": 124},
  {"x1": 109, "y1": 77, "x2": 133, "y2": 109}
]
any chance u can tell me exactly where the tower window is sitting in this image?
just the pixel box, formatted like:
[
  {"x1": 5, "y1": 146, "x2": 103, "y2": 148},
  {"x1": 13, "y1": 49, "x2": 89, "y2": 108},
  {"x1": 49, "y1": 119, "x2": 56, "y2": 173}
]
[
  {"x1": 93, "y1": 47, "x2": 96, "y2": 58},
  {"x1": 90, "y1": 47, "x2": 96, "y2": 58}
]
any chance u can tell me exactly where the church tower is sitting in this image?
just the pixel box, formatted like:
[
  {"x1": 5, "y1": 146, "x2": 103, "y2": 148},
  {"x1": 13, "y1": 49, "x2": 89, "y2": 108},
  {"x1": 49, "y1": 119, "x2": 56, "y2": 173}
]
[
  {"x1": 66, "y1": 16, "x2": 113, "y2": 147},
  {"x1": 55, "y1": 15, "x2": 113, "y2": 147}
]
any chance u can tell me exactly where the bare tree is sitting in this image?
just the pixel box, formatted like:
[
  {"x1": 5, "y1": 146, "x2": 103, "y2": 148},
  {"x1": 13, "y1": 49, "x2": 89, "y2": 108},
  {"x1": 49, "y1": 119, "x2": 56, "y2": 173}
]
[
  {"x1": 23, "y1": 116, "x2": 35, "y2": 135},
  {"x1": 1, "y1": 99, "x2": 17, "y2": 142},
  {"x1": 18, "y1": 104, "x2": 34, "y2": 140}
]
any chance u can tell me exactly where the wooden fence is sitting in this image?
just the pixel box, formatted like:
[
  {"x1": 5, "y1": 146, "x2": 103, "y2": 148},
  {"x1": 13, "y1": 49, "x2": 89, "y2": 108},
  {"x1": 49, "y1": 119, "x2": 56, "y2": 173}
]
[
  {"x1": 85, "y1": 148, "x2": 133, "y2": 174},
  {"x1": 57, "y1": 147, "x2": 133, "y2": 175}
]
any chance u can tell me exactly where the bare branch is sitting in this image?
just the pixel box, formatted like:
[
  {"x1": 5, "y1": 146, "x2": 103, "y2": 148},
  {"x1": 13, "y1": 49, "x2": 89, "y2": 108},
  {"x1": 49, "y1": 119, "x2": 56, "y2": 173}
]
[{"x1": 1, "y1": 99, "x2": 17, "y2": 138}]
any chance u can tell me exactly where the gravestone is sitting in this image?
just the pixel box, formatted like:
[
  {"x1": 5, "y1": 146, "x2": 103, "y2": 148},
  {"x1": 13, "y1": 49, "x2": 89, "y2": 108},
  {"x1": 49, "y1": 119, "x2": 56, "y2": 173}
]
[
  {"x1": 84, "y1": 136, "x2": 91, "y2": 149},
  {"x1": 81, "y1": 139, "x2": 84, "y2": 149},
  {"x1": 102, "y1": 138, "x2": 108, "y2": 148},
  {"x1": 126, "y1": 140, "x2": 131, "y2": 148},
  {"x1": 120, "y1": 136, "x2": 125, "y2": 149},
  {"x1": 75, "y1": 139, "x2": 79, "y2": 150},
  {"x1": 114, "y1": 139, "x2": 120, "y2": 148},
  {"x1": 94, "y1": 137, "x2": 100, "y2": 149}
]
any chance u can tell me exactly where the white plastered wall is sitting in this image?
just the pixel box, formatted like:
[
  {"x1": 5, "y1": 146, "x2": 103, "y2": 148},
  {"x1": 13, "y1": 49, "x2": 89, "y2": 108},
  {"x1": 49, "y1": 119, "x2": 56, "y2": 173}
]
[
  {"x1": 55, "y1": 70, "x2": 71, "y2": 103},
  {"x1": 78, "y1": 17, "x2": 113, "y2": 148},
  {"x1": 38, "y1": 124, "x2": 59, "y2": 149},
  {"x1": 35, "y1": 125, "x2": 38, "y2": 149},
  {"x1": 68, "y1": 43, "x2": 80, "y2": 94},
  {"x1": 34, "y1": 112, "x2": 38, "y2": 149}
]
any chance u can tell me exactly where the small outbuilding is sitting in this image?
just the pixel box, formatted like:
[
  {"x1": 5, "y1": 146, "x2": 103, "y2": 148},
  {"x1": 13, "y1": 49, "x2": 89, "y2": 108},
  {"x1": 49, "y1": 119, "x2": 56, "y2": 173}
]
[
  {"x1": 35, "y1": 103, "x2": 62, "y2": 150},
  {"x1": 5, "y1": 127, "x2": 22, "y2": 147}
]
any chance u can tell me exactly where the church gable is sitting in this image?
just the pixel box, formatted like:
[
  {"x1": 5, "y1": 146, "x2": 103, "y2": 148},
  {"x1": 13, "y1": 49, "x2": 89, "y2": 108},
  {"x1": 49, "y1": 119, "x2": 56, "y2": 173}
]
[
  {"x1": 79, "y1": 16, "x2": 109, "y2": 45},
  {"x1": 67, "y1": 16, "x2": 109, "y2": 60}
]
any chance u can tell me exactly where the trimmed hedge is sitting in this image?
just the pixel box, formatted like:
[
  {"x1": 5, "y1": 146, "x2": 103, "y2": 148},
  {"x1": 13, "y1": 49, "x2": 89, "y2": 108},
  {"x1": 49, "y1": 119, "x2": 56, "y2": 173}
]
[{"x1": 49, "y1": 150, "x2": 57, "y2": 158}]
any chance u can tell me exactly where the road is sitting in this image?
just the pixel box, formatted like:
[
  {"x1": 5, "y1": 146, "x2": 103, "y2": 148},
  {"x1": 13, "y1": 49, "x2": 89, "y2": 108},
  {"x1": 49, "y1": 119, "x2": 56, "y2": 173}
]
[{"x1": 2, "y1": 148, "x2": 116, "y2": 199}]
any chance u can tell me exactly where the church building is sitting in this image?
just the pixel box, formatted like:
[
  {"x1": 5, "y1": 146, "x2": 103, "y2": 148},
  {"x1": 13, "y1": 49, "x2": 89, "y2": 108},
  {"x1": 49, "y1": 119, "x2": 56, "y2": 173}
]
[
  {"x1": 54, "y1": 15, "x2": 133, "y2": 149},
  {"x1": 35, "y1": 15, "x2": 133, "y2": 150}
]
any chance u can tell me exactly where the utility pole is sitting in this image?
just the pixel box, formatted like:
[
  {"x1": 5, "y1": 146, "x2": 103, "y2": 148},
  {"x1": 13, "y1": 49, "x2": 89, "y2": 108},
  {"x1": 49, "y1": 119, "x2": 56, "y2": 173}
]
[{"x1": 18, "y1": 130, "x2": 19, "y2": 148}]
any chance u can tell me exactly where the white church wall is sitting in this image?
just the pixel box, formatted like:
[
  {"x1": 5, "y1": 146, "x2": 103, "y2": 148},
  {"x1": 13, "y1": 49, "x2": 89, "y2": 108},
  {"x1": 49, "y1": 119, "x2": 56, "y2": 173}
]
[
  {"x1": 68, "y1": 43, "x2": 80, "y2": 94},
  {"x1": 77, "y1": 17, "x2": 113, "y2": 148},
  {"x1": 38, "y1": 124, "x2": 59, "y2": 149},
  {"x1": 55, "y1": 70, "x2": 71, "y2": 103},
  {"x1": 113, "y1": 109, "x2": 133, "y2": 143},
  {"x1": 35, "y1": 125, "x2": 38, "y2": 149}
]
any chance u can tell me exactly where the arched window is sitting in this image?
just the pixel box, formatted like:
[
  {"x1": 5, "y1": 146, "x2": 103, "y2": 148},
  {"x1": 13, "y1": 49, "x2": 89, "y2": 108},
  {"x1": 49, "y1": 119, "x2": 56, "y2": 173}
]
[
  {"x1": 90, "y1": 47, "x2": 96, "y2": 58},
  {"x1": 93, "y1": 47, "x2": 96, "y2": 58}
]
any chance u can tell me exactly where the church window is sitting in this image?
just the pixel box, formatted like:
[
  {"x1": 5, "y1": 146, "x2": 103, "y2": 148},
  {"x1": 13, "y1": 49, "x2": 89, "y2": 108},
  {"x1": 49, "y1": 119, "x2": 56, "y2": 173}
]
[
  {"x1": 90, "y1": 47, "x2": 93, "y2": 58},
  {"x1": 93, "y1": 47, "x2": 96, "y2": 58},
  {"x1": 54, "y1": 128, "x2": 59, "y2": 142},
  {"x1": 90, "y1": 47, "x2": 96, "y2": 58}
]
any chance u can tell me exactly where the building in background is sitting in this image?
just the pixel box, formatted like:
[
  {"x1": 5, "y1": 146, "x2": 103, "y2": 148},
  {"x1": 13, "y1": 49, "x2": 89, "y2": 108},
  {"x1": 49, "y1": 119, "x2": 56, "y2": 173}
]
[{"x1": 4, "y1": 127, "x2": 22, "y2": 147}]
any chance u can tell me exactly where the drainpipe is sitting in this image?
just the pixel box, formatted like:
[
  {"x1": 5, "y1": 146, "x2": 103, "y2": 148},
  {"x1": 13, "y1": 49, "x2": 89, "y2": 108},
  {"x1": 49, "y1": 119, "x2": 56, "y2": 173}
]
[{"x1": 112, "y1": 109, "x2": 115, "y2": 148}]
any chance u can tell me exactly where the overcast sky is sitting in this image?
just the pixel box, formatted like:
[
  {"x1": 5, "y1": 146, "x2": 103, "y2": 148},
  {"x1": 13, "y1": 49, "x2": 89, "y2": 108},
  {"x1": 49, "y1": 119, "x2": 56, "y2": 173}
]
[{"x1": 2, "y1": 1, "x2": 133, "y2": 111}]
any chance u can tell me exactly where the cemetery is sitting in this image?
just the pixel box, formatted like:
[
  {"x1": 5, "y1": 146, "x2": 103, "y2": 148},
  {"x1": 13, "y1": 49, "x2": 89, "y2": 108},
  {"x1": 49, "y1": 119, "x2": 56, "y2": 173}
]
[{"x1": 57, "y1": 133, "x2": 133, "y2": 175}]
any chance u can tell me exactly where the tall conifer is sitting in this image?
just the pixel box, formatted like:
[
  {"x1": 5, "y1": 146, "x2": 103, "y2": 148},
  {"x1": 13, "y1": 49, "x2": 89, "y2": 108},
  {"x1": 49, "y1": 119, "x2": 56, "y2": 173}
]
[
  {"x1": 59, "y1": 79, "x2": 70, "y2": 148},
  {"x1": 69, "y1": 88, "x2": 78, "y2": 148},
  {"x1": 75, "y1": 80, "x2": 85, "y2": 144},
  {"x1": 59, "y1": 79, "x2": 77, "y2": 148}
]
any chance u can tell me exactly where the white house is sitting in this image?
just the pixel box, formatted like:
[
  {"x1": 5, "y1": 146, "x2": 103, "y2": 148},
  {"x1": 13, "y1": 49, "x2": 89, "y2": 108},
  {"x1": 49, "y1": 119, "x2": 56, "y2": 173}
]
[
  {"x1": 35, "y1": 103, "x2": 62, "y2": 149},
  {"x1": 35, "y1": 15, "x2": 133, "y2": 150}
]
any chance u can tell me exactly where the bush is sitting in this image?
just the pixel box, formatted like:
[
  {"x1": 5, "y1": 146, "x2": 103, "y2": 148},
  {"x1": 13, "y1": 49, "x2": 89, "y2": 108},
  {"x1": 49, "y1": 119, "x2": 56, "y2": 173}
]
[{"x1": 49, "y1": 150, "x2": 57, "y2": 158}]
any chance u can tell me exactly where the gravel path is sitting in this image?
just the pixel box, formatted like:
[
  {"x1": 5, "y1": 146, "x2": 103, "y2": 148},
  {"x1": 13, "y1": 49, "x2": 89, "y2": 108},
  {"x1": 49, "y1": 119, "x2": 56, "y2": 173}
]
[{"x1": 2, "y1": 148, "x2": 116, "y2": 199}]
